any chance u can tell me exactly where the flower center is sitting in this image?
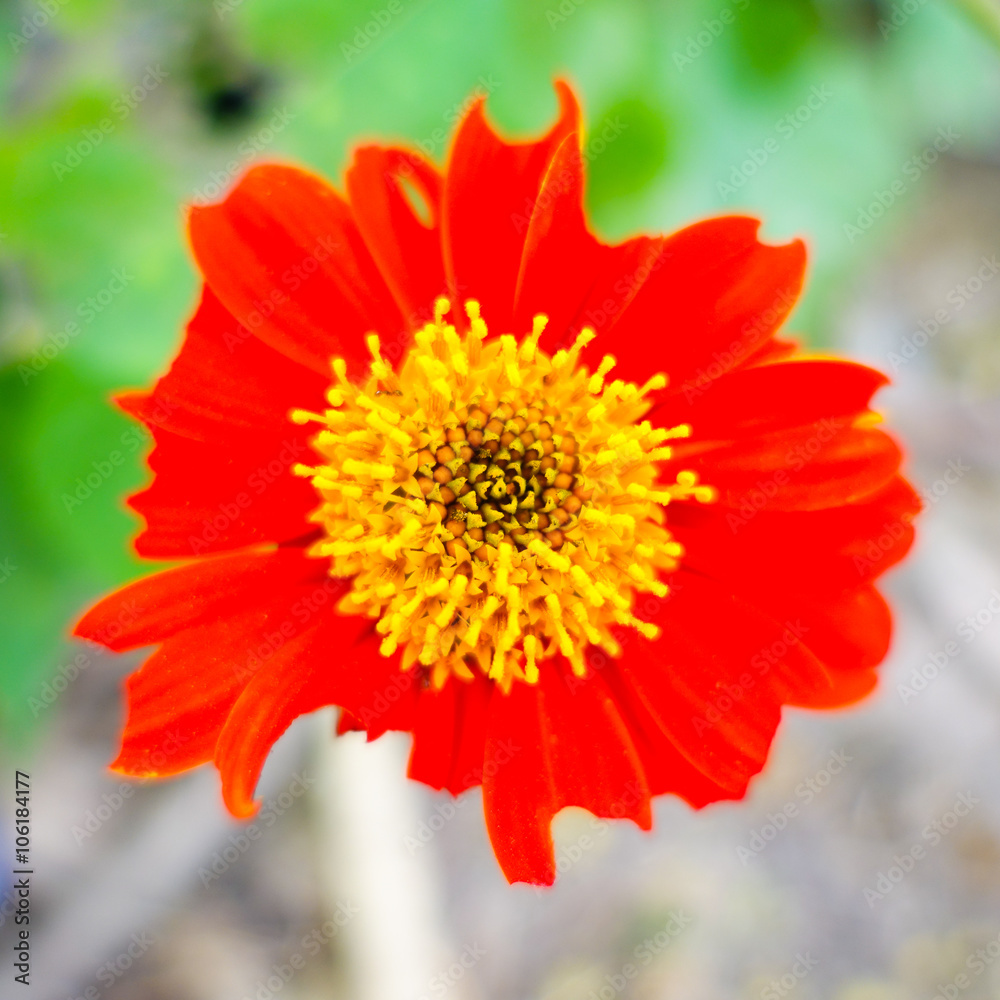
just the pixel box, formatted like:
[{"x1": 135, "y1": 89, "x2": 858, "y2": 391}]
[
  {"x1": 415, "y1": 398, "x2": 583, "y2": 555},
  {"x1": 292, "y1": 300, "x2": 715, "y2": 689}
]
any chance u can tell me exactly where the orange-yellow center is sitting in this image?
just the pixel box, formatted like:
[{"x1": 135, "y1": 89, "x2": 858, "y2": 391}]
[{"x1": 292, "y1": 300, "x2": 715, "y2": 689}]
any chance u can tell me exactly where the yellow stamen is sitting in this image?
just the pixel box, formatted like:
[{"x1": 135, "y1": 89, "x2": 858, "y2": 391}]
[{"x1": 299, "y1": 301, "x2": 713, "y2": 688}]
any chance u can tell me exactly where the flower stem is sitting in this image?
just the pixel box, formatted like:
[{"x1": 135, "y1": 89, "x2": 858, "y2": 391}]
[{"x1": 312, "y1": 712, "x2": 460, "y2": 999}]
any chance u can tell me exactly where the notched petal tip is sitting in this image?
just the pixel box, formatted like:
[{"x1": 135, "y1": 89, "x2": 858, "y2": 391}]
[
  {"x1": 552, "y1": 76, "x2": 582, "y2": 130},
  {"x1": 449, "y1": 78, "x2": 582, "y2": 160}
]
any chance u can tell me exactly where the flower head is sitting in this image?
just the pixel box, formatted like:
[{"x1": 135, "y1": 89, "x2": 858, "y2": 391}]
[{"x1": 75, "y1": 81, "x2": 918, "y2": 885}]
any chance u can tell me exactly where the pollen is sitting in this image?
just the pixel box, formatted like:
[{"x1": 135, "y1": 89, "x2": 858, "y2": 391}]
[{"x1": 293, "y1": 300, "x2": 715, "y2": 689}]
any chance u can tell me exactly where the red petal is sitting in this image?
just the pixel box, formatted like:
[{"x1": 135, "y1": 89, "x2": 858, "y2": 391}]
[
  {"x1": 669, "y1": 474, "x2": 920, "y2": 592},
  {"x1": 336, "y1": 709, "x2": 363, "y2": 735},
  {"x1": 579, "y1": 216, "x2": 805, "y2": 388},
  {"x1": 128, "y1": 426, "x2": 318, "y2": 558},
  {"x1": 653, "y1": 359, "x2": 888, "y2": 440},
  {"x1": 328, "y1": 634, "x2": 420, "y2": 741},
  {"x1": 213, "y1": 622, "x2": 330, "y2": 817},
  {"x1": 505, "y1": 132, "x2": 663, "y2": 359},
  {"x1": 213, "y1": 611, "x2": 379, "y2": 818},
  {"x1": 119, "y1": 287, "x2": 328, "y2": 440},
  {"x1": 745, "y1": 584, "x2": 893, "y2": 678},
  {"x1": 110, "y1": 610, "x2": 294, "y2": 778},
  {"x1": 598, "y1": 658, "x2": 737, "y2": 806},
  {"x1": 482, "y1": 663, "x2": 650, "y2": 885},
  {"x1": 346, "y1": 146, "x2": 446, "y2": 330},
  {"x1": 408, "y1": 675, "x2": 492, "y2": 795},
  {"x1": 623, "y1": 570, "x2": 830, "y2": 793},
  {"x1": 553, "y1": 236, "x2": 665, "y2": 349},
  {"x1": 114, "y1": 288, "x2": 326, "y2": 557},
  {"x1": 797, "y1": 667, "x2": 877, "y2": 708},
  {"x1": 509, "y1": 134, "x2": 599, "y2": 341},
  {"x1": 81, "y1": 550, "x2": 347, "y2": 778},
  {"x1": 668, "y1": 423, "x2": 902, "y2": 511},
  {"x1": 442, "y1": 80, "x2": 580, "y2": 334},
  {"x1": 188, "y1": 164, "x2": 404, "y2": 378},
  {"x1": 73, "y1": 547, "x2": 334, "y2": 651},
  {"x1": 742, "y1": 337, "x2": 798, "y2": 367}
]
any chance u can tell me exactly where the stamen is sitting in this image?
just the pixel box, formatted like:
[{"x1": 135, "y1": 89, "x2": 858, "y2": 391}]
[
  {"x1": 588, "y1": 355, "x2": 617, "y2": 395},
  {"x1": 297, "y1": 305, "x2": 712, "y2": 689},
  {"x1": 290, "y1": 409, "x2": 326, "y2": 425}
]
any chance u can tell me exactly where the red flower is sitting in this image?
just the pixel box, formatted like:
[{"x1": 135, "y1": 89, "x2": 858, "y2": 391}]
[{"x1": 74, "y1": 82, "x2": 918, "y2": 885}]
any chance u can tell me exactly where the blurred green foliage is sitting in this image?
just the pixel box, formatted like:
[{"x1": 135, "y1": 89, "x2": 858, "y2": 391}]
[{"x1": 1, "y1": 0, "x2": 998, "y2": 748}]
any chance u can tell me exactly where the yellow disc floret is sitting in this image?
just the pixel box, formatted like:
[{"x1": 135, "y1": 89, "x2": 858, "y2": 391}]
[{"x1": 292, "y1": 299, "x2": 715, "y2": 690}]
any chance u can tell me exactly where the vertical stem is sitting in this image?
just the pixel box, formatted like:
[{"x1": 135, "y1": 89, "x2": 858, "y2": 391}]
[{"x1": 312, "y1": 712, "x2": 461, "y2": 999}]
